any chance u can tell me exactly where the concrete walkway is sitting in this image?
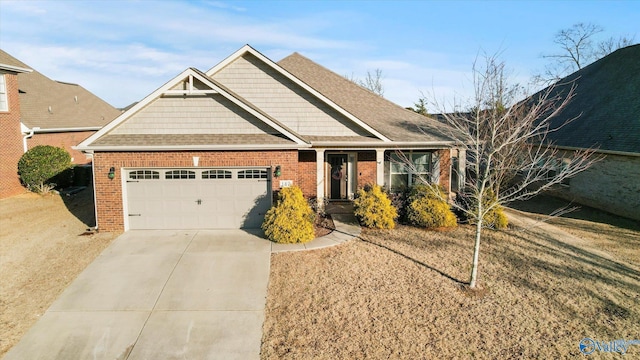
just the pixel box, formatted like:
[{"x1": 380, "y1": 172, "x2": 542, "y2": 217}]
[{"x1": 4, "y1": 209, "x2": 361, "y2": 360}]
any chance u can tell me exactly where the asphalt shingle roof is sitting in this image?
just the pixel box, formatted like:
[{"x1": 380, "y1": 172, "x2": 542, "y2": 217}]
[
  {"x1": 0, "y1": 49, "x2": 121, "y2": 130},
  {"x1": 542, "y1": 44, "x2": 640, "y2": 154},
  {"x1": 277, "y1": 52, "x2": 458, "y2": 143}
]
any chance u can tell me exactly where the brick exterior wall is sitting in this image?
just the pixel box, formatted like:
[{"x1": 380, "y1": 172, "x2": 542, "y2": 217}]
[
  {"x1": 437, "y1": 149, "x2": 451, "y2": 193},
  {"x1": 0, "y1": 73, "x2": 26, "y2": 198},
  {"x1": 357, "y1": 151, "x2": 376, "y2": 189},
  {"x1": 297, "y1": 151, "x2": 316, "y2": 197},
  {"x1": 548, "y1": 152, "x2": 640, "y2": 221},
  {"x1": 27, "y1": 131, "x2": 95, "y2": 164},
  {"x1": 93, "y1": 150, "x2": 298, "y2": 231}
]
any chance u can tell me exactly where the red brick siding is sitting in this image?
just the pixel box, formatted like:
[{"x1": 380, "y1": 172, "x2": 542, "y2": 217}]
[
  {"x1": 93, "y1": 150, "x2": 297, "y2": 231},
  {"x1": 357, "y1": 151, "x2": 376, "y2": 189},
  {"x1": 27, "y1": 131, "x2": 95, "y2": 164},
  {"x1": 0, "y1": 73, "x2": 26, "y2": 198},
  {"x1": 297, "y1": 151, "x2": 316, "y2": 197},
  {"x1": 437, "y1": 149, "x2": 451, "y2": 192}
]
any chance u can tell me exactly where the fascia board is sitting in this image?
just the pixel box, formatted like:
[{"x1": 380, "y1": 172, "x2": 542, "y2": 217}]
[
  {"x1": 73, "y1": 143, "x2": 310, "y2": 151},
  {"x1": 206, "y1": 45, "x2": 392, "y2": 142}
]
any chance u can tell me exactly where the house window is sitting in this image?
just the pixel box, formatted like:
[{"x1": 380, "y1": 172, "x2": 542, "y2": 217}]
[
  {"x1": 389, "y1": 152, "x2": 431, "y2": 190},
  {"x1": 165, "y1": 170, "x2": 196, "y2": 179},
  {"x1": 202, "y1": 170, "x2": 232, "y2": 179},
  {"x1": 0, "y1": 75, "x2": 8, "y2": 111},
  {"x1": 129, "y1": 170, "x2": 160, "y2": 180},
  {"x1": 238, "y1": 169, "x2": 267, "y2": 179}
]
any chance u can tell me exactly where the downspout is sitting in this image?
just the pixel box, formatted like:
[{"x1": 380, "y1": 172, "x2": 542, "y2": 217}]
[
  {"x1": 87, "y1": 152, "x2": 99, "y2": 232},
  {"x1": 20, "y1": 124, "x2": 39, "y2": 153}
]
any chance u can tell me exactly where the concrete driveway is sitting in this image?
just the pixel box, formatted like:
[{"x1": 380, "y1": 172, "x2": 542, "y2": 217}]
[{"x1": 3, "y1": 230, "x2": 271, "y2": 360}]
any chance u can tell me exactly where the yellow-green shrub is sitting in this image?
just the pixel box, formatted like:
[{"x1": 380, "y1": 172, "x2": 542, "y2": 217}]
[
  {"x1": 470, "y1": 189, "x2": 509, "y2": 230},
  {"x1": 354, "y1": 185, "x2": 397, "y2": 229},
  {"x1": 406, "y1": 184, "x2": 457, "y2": 229},
  {"x1": 262, "y1": 186, "x2": 315, "y2": 244}
]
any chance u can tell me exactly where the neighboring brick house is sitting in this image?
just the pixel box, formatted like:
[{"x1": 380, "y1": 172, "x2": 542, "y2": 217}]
[
  {"x1": 0, "y1": 49, "x2": 121, "y2": 197},
  {"x1": 540, "y1": 44, "x2": 640, "y2": 221},
  {"x1": 77, "y1": 45, "x2": 462, "y2": 231},
  {"x1": 0, "y1": 61, "x2": 32, "y2": 198}
]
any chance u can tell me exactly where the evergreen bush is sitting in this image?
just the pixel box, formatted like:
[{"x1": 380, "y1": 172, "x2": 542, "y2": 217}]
[
  {"x1": 406, "y1": 184, "x2": 457, "y2": 229},
  {"x1": 262, "y1": 186, "x2": 315, "y2": 244},
  {"x1": 17, "y1": 145, "x2": 72, "y2": 193},
  {"x1": 353, "y1": 185, "x2": 397, "y2": 229}
]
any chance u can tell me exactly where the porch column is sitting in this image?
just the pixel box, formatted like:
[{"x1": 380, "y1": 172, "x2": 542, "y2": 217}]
[
  {"x1": 376, "y1": 149, "x2": 385, "y2": 186},
  {"x1": 316, "y1": 149, "x2": 325, "y2": 204}
]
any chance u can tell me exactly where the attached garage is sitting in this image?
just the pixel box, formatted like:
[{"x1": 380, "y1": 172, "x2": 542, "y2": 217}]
[{"x1": 124, "y1": 168, "x2": 271, "y2": 230}]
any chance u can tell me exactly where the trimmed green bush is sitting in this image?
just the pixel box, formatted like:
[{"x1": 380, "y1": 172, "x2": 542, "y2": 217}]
[
  {"x1": 479, "y1": 190, "x2": 509, "y2": 229},
  {"x1": 406, "y1": 184, "x2": 457, "y2": 229},
  {"x1": 354, "y1": 185, "x2": 397, "y2": 229},
  {"x1": 17, "y1": 145, "x2": 72, "y2": 193},
  {"x1": 262, "y1": 186, "x2": 315, "y2": 244}
]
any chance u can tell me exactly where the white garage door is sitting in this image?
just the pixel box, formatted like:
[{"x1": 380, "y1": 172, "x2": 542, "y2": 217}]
[{"x1": 125, "y1": 168, "x2": 271, "y2": 230}]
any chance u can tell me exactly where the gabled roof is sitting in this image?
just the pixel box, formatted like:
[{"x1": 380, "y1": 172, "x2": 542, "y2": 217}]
[
  {"x1": 77, "y1": 67, "x2": 308, "y2": 150},
  {"x1": 542, "y1": 44, "x2": 640, "y2": 155},
  {"x1": 206, "y1": 45, "x2": 392, "y2": 143},
  {"x1": 0, "y1": 49, "x2": 121, "y2": 130},
  {"x1": 277, "y1": 52, "x2": 457, "y2": 144}
]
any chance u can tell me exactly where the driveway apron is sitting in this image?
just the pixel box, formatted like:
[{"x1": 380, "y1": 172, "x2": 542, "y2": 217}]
[{"x1": 3, "y1": 230, "x2": 271, "y2": 360}]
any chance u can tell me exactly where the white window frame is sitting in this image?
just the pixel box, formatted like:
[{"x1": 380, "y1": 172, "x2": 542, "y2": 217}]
[
  {"x1": 0, "y1": 74, "x2": 8, "y2": 112},
  {"x1": 389, "y1": 151, "x2": 432, "y2": 190}
]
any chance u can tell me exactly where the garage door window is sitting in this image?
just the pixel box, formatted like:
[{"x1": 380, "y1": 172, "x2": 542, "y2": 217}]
[
  {"x1": 165, "y1": 170, "x2": 196, "y2": 179},
  {"x1": 202, "y1": 170, "x2": 232, "y2": 179},
  {"x1": 129, "y1": 170, "x2": 160, "y2": 180},
  {"x1": 238, "y1": 169, "x2": 268, "y2": 179}
]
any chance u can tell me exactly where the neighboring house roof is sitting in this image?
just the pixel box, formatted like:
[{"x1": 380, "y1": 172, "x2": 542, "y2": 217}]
[
  {"x1": 542, "y1": 44, "x2": 640, "y2": 155},
  {"x1": 277, "y1": 52, "x2": 457, "y2": 143},
  {"x1": 0, "y1": 49, "x2": 121, "y2": 131},
  {"x1": 79, "y1": 45, "x2": 459, "y2": 151}
]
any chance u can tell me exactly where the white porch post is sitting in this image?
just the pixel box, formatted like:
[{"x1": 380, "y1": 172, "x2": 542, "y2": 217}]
[
  {"x1": 376, "y1": 149, "x2": 385, "y2": 187},
  {"x1": 316, "y1": 149, "x2": 325, "y2": 204}
]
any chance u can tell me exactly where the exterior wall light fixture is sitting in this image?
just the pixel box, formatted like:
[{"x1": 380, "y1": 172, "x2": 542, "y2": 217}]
[
  {"x1": 274, "y1": 165, "x2": 282, "y2": 178},
  {"x1": 108, "y1": 167, "x2": 116, "y2": 180}
]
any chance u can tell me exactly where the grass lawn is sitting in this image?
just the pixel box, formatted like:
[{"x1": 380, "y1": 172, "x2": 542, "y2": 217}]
[{"x1": 262, "y1": 212, "x2": 640, "y2": 358}]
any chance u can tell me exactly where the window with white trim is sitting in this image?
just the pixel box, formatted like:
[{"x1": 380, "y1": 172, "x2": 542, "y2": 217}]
[
  {"x1": 129, "y1": 170, "x2": 160, "y2": 180},
  {"x1": 165, "y1": 170, "x2": 196, "y2": 179},
  {"x1": 0, "y1": 75, "x2": 8, "y2": 111},
  {"x1": 238, "y1": 169, "x2": 267, "y2": 179},
  {"x1": 202, "y1": 170, "x2": 232, "y2": 179},
  {"x1": 389, "y1": 152, "x2": 431, "y2": 190}
]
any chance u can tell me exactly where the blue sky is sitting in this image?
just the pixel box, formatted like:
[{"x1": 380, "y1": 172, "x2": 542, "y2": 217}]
[{"x1": 1, "y1": 0, "x2": 638, "y2": 109}]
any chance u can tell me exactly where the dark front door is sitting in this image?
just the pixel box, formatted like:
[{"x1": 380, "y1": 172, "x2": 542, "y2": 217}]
[{"x1": 328, "y1": 154, "x2": 348, "y2": 200}]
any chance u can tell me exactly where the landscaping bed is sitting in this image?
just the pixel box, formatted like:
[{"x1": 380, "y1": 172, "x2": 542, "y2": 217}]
[{"x1": 262, "y1": 200, "x2": 640, "y2": 358}]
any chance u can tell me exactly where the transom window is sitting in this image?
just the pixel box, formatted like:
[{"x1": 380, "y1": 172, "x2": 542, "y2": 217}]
[
  {"x1": 129, "y1": 170, "x2": 160, "y2": 180},
  {"x1": 238, "y1": 169, "x2": 267, "y2": 179},
  {"x1": 202, "y1": 170, "x2": 232, "y2": 179},
  {"x1": 165, "y1": 170, "x2": 196, "y2": 179},
  {"x1": 389, "y1": 152, "x2": 431, "y2": 190}
]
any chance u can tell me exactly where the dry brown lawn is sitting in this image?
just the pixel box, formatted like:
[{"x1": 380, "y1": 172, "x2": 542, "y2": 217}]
[
  {"x1": 262, "y1": 204, "x2": 640, "y2": 358},
  {"x1": 0, "y1": 189, "x2": 119, "y2": 357}
]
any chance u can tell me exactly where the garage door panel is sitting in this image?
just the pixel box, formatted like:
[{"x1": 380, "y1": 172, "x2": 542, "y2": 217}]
[{"x1": 126, "y1": 168, "x2": 271, "y2": 230}]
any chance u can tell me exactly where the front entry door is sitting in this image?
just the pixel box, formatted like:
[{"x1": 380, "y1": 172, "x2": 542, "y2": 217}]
[{"x1": 328, "y1": 154, "x2": 348, "y2": 200}]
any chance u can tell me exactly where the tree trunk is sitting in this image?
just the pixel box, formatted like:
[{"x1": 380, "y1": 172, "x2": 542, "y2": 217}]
[{"x1": 469, "y1": 219, "x2": 483, "y2": 288}]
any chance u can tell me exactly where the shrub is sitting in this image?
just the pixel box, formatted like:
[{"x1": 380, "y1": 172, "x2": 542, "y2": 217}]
[
  {"x1": 406, "y1": 184, "x2": 457, "y2": 229},
  {"x1": 262, "y1": 186, "x2": 315, "y2": 244},
  {"x1": 455, "y1": 190, "x2": 509, "y2": 229},
  {"x1": 17, "y1": 145, "x2": 72, "y2": 193},
  {"x1": 354, "y1": 185, "x2": 397, "y2": 229},
  {"x1": 385, "y1": 187, "x2": 410, "y2": 223}
]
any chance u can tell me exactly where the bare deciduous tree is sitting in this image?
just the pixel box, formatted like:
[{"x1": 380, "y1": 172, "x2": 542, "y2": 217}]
[
  {"x1": 405, "y1": 54, "x2": 599, "y2": 289},
  {"x1": 537, "y1": 22, "x2": 636, "y2": 84},
  {"x1": 347, "y1": 69, "x2": 385, "y2": 96}
]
